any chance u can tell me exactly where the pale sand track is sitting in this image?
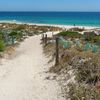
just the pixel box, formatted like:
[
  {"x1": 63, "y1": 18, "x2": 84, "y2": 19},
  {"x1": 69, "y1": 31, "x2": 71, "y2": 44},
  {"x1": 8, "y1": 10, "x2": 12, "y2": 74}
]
[{"x1": 0, "y1": 35, "x2": 64, "y2": 100}]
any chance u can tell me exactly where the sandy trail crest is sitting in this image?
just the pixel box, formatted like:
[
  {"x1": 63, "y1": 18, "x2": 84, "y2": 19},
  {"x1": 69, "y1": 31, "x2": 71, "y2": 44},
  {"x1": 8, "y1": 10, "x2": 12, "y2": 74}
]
[{"x1": 0, "y1": 35, "x2": 64, "y2": 100}]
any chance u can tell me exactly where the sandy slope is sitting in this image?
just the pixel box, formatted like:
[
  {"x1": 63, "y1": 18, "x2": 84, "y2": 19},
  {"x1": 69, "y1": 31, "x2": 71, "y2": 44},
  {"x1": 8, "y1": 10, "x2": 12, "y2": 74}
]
[{"x1": 0, "y1": 35, "x2": 64, "y2": 100}]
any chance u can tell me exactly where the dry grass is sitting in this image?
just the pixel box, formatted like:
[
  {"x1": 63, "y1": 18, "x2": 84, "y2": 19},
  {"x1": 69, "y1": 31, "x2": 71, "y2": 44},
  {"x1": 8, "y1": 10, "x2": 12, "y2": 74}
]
[
  {"x1": 0, "y1": 43, "x2": 19, "y2": 60},
  {"x1": 42, "y1": 36, "x2": 100, "y2": 100}
]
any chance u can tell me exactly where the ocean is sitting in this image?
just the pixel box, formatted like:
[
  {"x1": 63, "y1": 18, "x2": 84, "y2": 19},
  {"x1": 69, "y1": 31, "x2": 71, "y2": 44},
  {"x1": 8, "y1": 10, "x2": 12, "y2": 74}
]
[{"x1": 0, "y1": 12, "x2": 100, "y2": 26}]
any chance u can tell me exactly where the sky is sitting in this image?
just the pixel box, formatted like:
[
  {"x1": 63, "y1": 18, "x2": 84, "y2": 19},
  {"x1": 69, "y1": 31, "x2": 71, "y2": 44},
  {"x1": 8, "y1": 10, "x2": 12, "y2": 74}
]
[{"x1": 0, "y1": 0, "x2": 100, "y2": 11}]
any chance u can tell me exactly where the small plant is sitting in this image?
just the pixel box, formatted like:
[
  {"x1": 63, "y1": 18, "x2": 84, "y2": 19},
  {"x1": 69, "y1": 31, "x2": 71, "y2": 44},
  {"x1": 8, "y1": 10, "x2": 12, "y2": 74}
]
[
  {"x1": 9, "y1": 31, "x2": 18, "y2": 44},
  {"x1": 67, "y1": 83, "x2": 100, "y2": 100},
  {"x1": 0, "y1": 31, "x2": 3, "y2": 40},
  {"x1": 84, "y1": 32, "x2": 100, "y2": 43},
  {"x1": 0, "y1": 40, "x2": 5, "y2": 52},
  {"x1": 16, "y1": 32, "x2": 23, "y2": 41},
  {"x1": 58, "y1": 31, "x2": 82, "y2": 38},
  {"x1": 14, "y1": 25, "x2": 25, "y2": 30}
]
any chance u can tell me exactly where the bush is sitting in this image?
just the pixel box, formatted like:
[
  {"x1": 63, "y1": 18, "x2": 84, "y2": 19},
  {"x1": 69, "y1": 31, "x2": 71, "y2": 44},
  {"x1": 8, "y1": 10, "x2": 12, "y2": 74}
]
[
  {"x1": 9, "y1": 31, "x2": 18, "y2": 44},
  {"x1": 9, "y1": 31, "x2": 17, "y2": 37},
  {"x1": 68, "y1": 83, "x2": 87, "y2": 100},
  {"x1": 16, "y1": 32, "x2": 23, "y2": 41},
  {"x1": 58, "y1": 31, "x2": 82, "y2": 38},
  {"x1": 0, "y1": 31, "x2": 3, "y2": 40},
  {"x1": 14, "y1": 25, "x2": 25, "y2": 30},
  {"x1": 0, "y1": 40, "x2": 5, "y2": 52},
  {"x1": 70, "y1": 55, "x2": 100, "y2": 84},
  {"x1": 68, "y1": 83, "x2": 100, "y2": 100},
  {"x1": 84, "y1": 32, "x2": 100, "y2": 43}
]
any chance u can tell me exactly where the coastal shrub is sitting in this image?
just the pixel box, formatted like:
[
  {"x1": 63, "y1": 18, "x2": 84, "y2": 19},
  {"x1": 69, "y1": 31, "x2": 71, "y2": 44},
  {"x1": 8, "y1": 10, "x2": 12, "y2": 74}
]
[
  {"x1": 58, "y1": 31, "x2": 82, "y2": 38},
  {"x1": 93, "y1": 35, "x2": 100, "y2": 43},
  {"x1": 59, "y1": 37, "x2": 72, "y2": 49},
  {"x1": 0, "y1": 31, "x2": 3, "y2": 40},
  {"x1": 70, "y1": 55, "x2": 100, "y2": 84},
  {"x1": 16, "y1": 32, "x2": 23, "y2": 41},
  {"x1": 68, "y1": 83, "x2": 100, "y2": 100},
  {"x1": 0, "y1": 40, "x2": 5, "y2": 52},
  {"x1": 14, "y1": 25, "x2": 26, "y2": 30},
  {"x1": 9, "y1": 31, "x2": 18, "y2": 44},
  {"x1": 67, "y1": 83, "x2": 87, "y2": 100},
  {"x1": 9, "y1": 31, "x2": 17, "y2": 37},
  {"x1": 84, "y1": 32, "x2": 100, "y2": 43}
]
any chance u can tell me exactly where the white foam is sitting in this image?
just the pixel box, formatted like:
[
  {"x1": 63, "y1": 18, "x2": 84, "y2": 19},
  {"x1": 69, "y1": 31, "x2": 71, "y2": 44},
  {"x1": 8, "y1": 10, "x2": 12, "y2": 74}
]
[{"x1": 0, "y1": 20, "x2": 99, "y2": 30}]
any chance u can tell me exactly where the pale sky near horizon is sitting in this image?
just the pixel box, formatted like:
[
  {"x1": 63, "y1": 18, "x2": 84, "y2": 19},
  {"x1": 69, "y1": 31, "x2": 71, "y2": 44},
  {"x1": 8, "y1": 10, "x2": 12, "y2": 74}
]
[{"x1": 0, "y1": 0, "x2": 100, "y2": 11}]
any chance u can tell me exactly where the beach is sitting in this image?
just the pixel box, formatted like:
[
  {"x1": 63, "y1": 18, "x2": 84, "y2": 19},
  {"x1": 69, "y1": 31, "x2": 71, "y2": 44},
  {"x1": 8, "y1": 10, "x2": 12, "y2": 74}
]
[
  {"x1": 0, "y1": 2, "x2": 100, "y2": 99},
  {"x1": 0, "y1": 19, "x2": 100, "y2": 100},
  {"x1": 1, "y1": 12, "x2": 100, "y2": 31},
  {"x1": 0, "y1": 20, "x2": 98, "y2": 30}
]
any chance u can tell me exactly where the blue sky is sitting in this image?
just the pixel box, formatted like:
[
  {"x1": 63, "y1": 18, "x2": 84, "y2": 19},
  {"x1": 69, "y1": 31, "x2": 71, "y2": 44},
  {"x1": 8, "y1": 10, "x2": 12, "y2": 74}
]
[{"x1": 0, "y1": 0, "x2": 100, "y2": 11}]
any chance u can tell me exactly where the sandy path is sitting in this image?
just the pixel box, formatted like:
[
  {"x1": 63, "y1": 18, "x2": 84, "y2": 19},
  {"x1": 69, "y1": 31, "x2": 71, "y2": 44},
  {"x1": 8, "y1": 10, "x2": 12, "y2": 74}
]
[{"x1": 0, "y1": 35, "x2": 64, "y2": 100}]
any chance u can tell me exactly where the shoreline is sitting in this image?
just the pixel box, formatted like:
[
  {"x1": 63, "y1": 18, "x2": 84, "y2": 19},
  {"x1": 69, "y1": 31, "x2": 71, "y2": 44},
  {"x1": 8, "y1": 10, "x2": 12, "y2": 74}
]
[{"x1": 0, "y1": 20, "x2": 99, "y2": 30}]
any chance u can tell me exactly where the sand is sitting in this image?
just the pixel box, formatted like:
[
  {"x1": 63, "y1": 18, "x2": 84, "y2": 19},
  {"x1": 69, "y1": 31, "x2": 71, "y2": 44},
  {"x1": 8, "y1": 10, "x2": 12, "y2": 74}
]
[
  {"x1": 0, "y1": 34, "x2": 65, "y2": 100},
  {"x1": 0, "y1": 20, "x2": 98, "y2": 30}
]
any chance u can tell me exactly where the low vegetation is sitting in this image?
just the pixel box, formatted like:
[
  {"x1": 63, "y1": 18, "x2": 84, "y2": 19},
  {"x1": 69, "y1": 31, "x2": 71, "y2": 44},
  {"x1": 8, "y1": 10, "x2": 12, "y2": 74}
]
[
  {"x1": 84, "y1": 31, "x2": 100, "y2": 43},
  {"x1": 0, "y1": 40, "x2": 5, "y2": 52},
  {"x1": 58, "y1": 31, "x2": 82, "y2": 38},
  {"x1": 0, "y1": 23, "x2": 62, "y2": 53},
  {"x1": 42, "y1": 30, "x2": 100, "y2": 100},
  {"x1": 14, "y1": 24, "x2": 26, "y2": 31}
]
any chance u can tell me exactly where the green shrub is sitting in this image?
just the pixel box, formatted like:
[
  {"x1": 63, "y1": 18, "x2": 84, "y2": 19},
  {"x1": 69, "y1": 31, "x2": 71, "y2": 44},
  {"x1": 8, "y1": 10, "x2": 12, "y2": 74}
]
[
  {"x1": 58, "y1": 31, "x2": 82, "y2": 38},
  {"x1": 14, "y1": 25, "x2": 25, "y2": 30},
  {"x1": 16, "y1": 32, "x2": 23, "y2": 41},
  {"x1": 84, "y1": 32, "x2": 100, "y2": 43},
  {"x1": 0, "y1": 31, "x2": 3, "y2": 40},
  {"x1": 0, "y1": 40, "x2": 5, "y2": 52},
  {"x1": 9, "y1": 31, "x2": 17, "y2": 37},
  {"x1": 9, "y1": 31, "x2": 18, "y2": 44}
]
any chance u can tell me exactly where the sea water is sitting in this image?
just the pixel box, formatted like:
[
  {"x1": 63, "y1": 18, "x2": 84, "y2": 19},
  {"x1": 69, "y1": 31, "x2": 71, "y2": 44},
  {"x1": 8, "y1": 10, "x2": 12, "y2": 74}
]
[{"x1": 0, "y1": 12, "x2": 100, "y2": 26}]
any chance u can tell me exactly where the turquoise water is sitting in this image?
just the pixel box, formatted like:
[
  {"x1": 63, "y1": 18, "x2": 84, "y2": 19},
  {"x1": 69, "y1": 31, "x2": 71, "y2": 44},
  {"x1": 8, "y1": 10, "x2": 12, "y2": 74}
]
[{"x1": 0, "y1": 12, "x2": 100, "y2": 26}]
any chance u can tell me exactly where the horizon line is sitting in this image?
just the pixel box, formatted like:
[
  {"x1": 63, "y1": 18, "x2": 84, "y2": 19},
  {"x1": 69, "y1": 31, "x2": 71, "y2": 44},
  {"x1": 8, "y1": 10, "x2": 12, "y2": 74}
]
[{"x1": 0, "y1": 11, "x2": 100, "y2": 12}]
